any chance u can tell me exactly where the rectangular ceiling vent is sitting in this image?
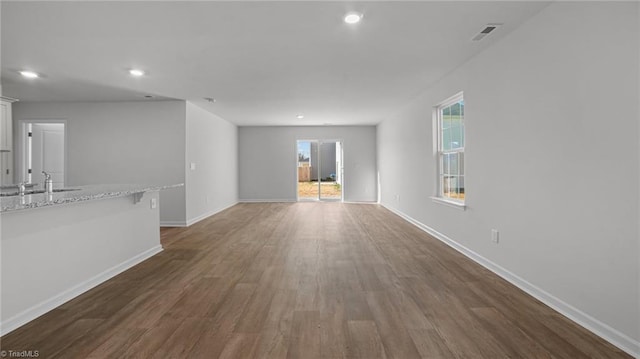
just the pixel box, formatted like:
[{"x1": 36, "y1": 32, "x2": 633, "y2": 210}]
[{"x1": 472, "y1": 23, "x2": 502, "y2": 41}]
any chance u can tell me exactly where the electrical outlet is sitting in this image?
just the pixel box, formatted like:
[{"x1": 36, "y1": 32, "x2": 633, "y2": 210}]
[
  {"x1": 150, "y1": 198, "x2": 157, "y2": 209},
  {"x1": 491, "y1": 229, "x2": 499, "y2": 244},
  {"x1": 395, "y1": 194, "x2": 400, "y2": 201}
]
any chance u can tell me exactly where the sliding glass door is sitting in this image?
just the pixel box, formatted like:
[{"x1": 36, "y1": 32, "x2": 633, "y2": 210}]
[{"x1": 297, "y1": 140, "x2": 342, "y2": 201}]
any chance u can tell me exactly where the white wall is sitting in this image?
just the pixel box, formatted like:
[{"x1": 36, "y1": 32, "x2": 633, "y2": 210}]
[
  {"x1": 377, "y1": 1, "x2": 639, "y2": 355},
  {"x1": 185, "y1": 101, "x2": 238, "y2": 225},
  {"x1": 239, "y1": 126, "x2": 376, "y2": 202},
  {"x1": 12, "y1": 101, "x2": 186, "y2": 224},
  {"x1": 637, "y1": 3, "x2": 640, "y2": 351}
]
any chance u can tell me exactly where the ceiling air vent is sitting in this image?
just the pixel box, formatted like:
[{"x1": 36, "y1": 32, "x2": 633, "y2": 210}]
[{"x1": 472, "y1": 23, "x2": 502, "y2": 41}]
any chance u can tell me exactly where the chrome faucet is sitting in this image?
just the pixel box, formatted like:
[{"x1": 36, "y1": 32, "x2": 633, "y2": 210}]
[
  {"x1": 18, "y1": 182, "x2": 27, "y2": 196},
  {"x1": 42, "y1": 171, "x2": 53, "y2": 194}
]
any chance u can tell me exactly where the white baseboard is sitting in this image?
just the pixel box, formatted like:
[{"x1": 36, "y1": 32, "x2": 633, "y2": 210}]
[
  {"x1": 381, "y1": 203, "x2": 640, "y2": 358},
  {"x1": 160, "y1": 221, "x2": 188, "y2": 227},
  {"x1": 239, "y1": 199, "x2": 296, "y2": 203},
  {"x1": 0, "y1": 245, "x2": 163, "y2": 336},
  {"x1": 185, "y1": 202, "x2": 238, "y2": 226},
  {"x1": 239, "y1": 199, "x2": 377, "y2": 204}
]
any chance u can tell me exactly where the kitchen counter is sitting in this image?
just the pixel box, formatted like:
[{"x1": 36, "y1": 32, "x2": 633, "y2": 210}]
[
  {"x1": 1, "y1": 183, "x2": 182, "y2": 335},
  {"x1": 0, "y1": 183, "x2": 183, "y2": 212}
]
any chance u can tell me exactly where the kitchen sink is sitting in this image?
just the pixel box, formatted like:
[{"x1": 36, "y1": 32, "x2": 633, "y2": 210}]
[
  {"x1": 31, "y1": 188, "x2": 81, "y2": 194},
  {"x1": 0, "y1": 188, "x2": 81, "y2": 197}
]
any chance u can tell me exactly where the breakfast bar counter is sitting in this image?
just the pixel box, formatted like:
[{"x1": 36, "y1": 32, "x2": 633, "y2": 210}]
[{"x1": 0, "y1": 183, "x2": 183, "y2": 335}]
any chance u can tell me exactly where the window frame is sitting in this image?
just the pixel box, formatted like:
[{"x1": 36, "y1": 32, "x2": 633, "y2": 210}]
[{"x1": 432, "y1": 92, "x2": 466, "y2": 209}]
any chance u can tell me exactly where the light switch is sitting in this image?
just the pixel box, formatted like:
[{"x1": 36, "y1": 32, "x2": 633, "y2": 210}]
[
  {"x1": 190, "y1": 162, "x2": 196, "y2": 170},
  {"x1": 491, "y1": 229, "x2": 499, "y2": 243},
  {"x1": 150, "y1": 198, "x2": 157, "y2": 209}
]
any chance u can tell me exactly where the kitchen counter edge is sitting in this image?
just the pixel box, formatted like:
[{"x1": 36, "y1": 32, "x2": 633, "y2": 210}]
[{"x1": 0, "y1": 184, "x2": 184, "y2": 213}]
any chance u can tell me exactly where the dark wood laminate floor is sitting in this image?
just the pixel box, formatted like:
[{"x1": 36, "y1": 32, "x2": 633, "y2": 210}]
[{"x1": 1, "y1": 203, "x2": 631, "y2": 358}]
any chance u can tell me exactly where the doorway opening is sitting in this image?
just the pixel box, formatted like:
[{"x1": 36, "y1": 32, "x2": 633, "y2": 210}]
[
  {"x1": 297, "y1": 140, "x2": 343, "y2": 201},
  {"x1": 18, "y1": 120, "x2": 66, "y2": 188}
]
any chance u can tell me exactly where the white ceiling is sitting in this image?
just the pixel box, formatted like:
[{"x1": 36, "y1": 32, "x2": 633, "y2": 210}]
[{"x1": 1, "y1": 1, "x2": 550, "y2": 126}]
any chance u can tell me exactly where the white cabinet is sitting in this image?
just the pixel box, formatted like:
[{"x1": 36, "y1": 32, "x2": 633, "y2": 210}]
[
  {"x1": 1, "y1": 98, "x2": 14, "y2": 152},
  {"x1": 1, "y1": 97, "x2": 16, "y2": 185}
]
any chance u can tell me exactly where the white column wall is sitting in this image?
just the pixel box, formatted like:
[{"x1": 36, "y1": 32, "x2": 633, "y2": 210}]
[{"x1": 185, "y1": 101, "x2": 238, "y2": 225}]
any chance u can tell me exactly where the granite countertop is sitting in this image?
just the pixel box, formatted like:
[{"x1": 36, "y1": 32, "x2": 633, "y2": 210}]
[{"x1": 0, "y1": 184, "x2": 183, "y2": 213}]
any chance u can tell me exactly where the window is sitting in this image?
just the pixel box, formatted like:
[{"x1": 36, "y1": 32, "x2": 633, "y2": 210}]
[{"x1": 435, "y1": 92, "x2": 465, "y2": 205}]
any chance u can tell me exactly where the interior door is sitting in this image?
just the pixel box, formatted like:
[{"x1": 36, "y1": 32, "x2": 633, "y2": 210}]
[{"x1": 30, "y1": 123, "x2": 65, "y2": 187}]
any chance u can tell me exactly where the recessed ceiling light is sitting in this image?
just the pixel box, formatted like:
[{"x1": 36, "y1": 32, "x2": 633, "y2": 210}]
[
  {"x1": 20, "y1": 70, "x2": 39, "y2": 79},
  {"x1": 129, "y1": 69, "x2": 145, "y2": 77},
  {"x1": 296, "y1": 114, "x2": 305, "y2": 119},
  {"x1": 344, "y1": 12, "x2": 363, "y2": 24}
]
